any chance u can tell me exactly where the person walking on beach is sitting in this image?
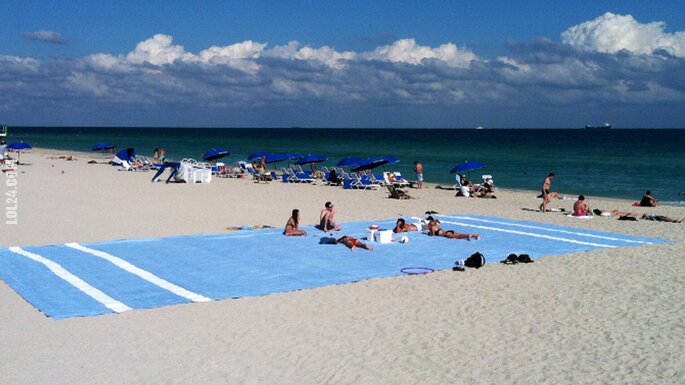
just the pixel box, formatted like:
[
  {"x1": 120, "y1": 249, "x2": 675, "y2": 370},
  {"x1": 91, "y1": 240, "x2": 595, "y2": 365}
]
[
  {"x1": 153, "y1": 148, "x2": 159, "y2": 163},
  {"x1": 414, "y1": 161, "x2": 424, "y2": 189},
  {"x1": 159, "y1": 148, "x2": 166, "y2": 163},
  {"x1": 539, "y1": 172, "x2": 558, "y2": 213},
  {"x1": 320, "y1": 201, "x2": 341, "y2": 231}
]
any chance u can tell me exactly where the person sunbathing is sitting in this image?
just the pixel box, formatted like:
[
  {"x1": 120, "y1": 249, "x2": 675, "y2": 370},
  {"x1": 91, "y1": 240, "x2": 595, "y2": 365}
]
[
  {"x1": 284, "y1": 209, "x2": 307, "y2": 236},
  {"x1": 337, "y1": 235, "x2": 373, "y2": 251},
  {"x1": 641, "y1": 214, "x2": 684, "y2": 223},
  {"x1": 393, "y1": 218, "x2": 418, "y2": 233},
  {"x1": 425, "y1": 216, "x2": 480, "y2": 240}
]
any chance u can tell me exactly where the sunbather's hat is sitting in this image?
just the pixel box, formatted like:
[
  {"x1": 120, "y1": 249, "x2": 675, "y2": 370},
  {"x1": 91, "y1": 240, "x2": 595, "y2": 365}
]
[
  {"x1": 501, "y1": 254, "x2": 519, "y2": 265},
  {"x1": 517, "y1": 254, "x2": 534, "y2": 263}
]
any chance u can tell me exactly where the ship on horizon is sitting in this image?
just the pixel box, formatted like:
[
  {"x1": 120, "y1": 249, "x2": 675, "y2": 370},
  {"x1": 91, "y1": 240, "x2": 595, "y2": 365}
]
[{"x1": 585, "y1": 123, "x2": 611, "y2": 129}]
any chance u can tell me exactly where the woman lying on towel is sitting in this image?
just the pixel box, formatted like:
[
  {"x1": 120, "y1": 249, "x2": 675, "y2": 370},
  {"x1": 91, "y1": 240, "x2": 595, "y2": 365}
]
[
  {"x1": 284, "y1": 209, "x2": 307, "y2": 236},
  {"x1": 337, "y1": 236, "x2": 373, "y2": 251},
  {"x1": 425, "y1": 216, "x2": 480, "y2": 240},
  {"x1": 393, "y1": 218, "x2": 418, "y2": 233}
]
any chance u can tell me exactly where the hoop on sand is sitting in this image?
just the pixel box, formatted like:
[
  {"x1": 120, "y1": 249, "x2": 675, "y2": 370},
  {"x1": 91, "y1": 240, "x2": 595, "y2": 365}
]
[{"x1": 400, "y1": 267, "x2": 435, "y2": 275}]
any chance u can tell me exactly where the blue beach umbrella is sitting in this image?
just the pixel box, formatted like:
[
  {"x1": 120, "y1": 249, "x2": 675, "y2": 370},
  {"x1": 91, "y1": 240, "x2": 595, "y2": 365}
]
[
  {"x1": 91, "y1": 143, "x2": 115, "y2": 151},
  {"x1": 7, "y1": 141, "x2": 32, "y2": 164},
  {"x1": 295, "y1": 154, "x2": 327, "y2": 165},
  {"x1": 285, "y1": 153, "x2": 302, "y2": 160},
  {"x1": 336, "y1": 157, "x2": 364, "y2": 168},
  {"x1": 263, "y1": 153, "x2": 289, "y2": 164},
  {"x1": 7, "y1": 142, "x2": 32, "y2": 151},
  {"x1": 350, "y1": 156, "x2": 400, "y2": 171},
  {"x1": 115, "y1": 148, "x2": 136, "y2": 163},
  {"x1": 203, "y1": 148, "x2": 230, "y2": 161},
  {"x1": 450, "y1": 161, "x2": 486, "y2": 174},
  {"x1": 247, "y1": 151, "x2": 270, "y2": 161}
]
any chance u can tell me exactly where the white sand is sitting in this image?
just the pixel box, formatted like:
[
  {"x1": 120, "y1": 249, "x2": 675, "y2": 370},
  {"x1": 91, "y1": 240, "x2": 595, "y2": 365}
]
[{"x1": 1, "y1": 149, "x2": 683, "y2": 384}]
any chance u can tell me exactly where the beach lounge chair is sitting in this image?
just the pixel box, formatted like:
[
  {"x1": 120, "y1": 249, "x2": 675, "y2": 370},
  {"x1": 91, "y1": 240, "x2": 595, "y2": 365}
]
[
  {"x1": 387, "y1": 185, "x2": 411, "y2": 199},
  {"x1": 384, "y1": 171, "x2": 410, "y2": 188},
  {"x1": 350, "y1": 173, "x2": 379, "y2": 190},
  {"x1": 363, "y1": 170, "x2": 385, "y2": 185}
]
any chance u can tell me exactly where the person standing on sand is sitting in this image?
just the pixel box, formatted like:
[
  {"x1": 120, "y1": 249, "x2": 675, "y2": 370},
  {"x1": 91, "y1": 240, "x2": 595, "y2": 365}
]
[
  {"x1": 539, "y1": 172, "x2": 558, "y2": 213},
  {"x1": 414, "y1": 161, "x2": 423, "y2": 189},
  {"x1": 153, "y1": 148, "x2": 159, "y2": 163},
  {"x1": 160, "y1": 148, "x2": 166, "y2": 163}
]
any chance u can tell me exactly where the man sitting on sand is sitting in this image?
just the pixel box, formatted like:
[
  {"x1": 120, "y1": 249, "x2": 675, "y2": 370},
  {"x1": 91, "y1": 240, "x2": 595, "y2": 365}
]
[
  {"x1": 393, "y1": 218, "x2": 418, "y2": 233},
  {"x1": 319, "y1": 201, "x2": 341, "y2": 231},
  {"x1": 337, "y1": 236, "x2": 373, "y2": 251},
  {"x1": 425, "y1": 216, "x2": 480, "y2": 240},
  {"x1": 573, "y1": 195, "x2": 592, "y2": 216},
  {"x1": 639, "y1": 191, "x2": 659, "y2": 207}
]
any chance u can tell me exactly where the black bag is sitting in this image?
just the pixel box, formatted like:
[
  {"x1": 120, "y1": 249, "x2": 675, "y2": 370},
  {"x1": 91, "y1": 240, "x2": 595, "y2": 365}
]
[{"x1": 464, "y1": 252, "x2": 486, "y2": 269}]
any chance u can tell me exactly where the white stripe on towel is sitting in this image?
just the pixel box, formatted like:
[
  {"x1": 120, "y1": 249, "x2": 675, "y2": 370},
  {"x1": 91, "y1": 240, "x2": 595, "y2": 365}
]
[
  {"x1": 439, "y1": 215, "x2": 650, "y2": 245},
  {"x1": 9, "y1": 246, "x2": 131, "y2": 313},
  {"x1": 412, "y1": 217, "x2": 617, "y2": 248},
  {"x1": 65, "y1": 243, "x2": 211, "y2": 303}
]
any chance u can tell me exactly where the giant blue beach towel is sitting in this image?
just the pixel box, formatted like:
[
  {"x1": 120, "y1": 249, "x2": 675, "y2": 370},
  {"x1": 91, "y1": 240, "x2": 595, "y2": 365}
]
[{"x1": 0, "y1": 214, "x2": 667, "y2": 319}]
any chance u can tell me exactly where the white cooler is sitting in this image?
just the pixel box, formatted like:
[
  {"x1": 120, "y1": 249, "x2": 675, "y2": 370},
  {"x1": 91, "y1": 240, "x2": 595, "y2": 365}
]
[{"x1": 374, "y1": 230, "x2": 393, "y2": 244}]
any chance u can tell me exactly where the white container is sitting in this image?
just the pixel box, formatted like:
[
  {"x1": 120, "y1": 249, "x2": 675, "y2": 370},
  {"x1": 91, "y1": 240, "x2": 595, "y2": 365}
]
[
  {"x1": 199, "y1": 168, "x2": 212, "y2": 183},
  {"x1": 374, "y1": 230, "x2": 393, "y2": 244}
]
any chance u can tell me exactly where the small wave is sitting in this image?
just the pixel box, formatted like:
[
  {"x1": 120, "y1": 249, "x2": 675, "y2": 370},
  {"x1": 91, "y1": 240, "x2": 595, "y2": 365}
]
[{"x1": 661, "y1": 200, "x2": 685, "y2": 207}]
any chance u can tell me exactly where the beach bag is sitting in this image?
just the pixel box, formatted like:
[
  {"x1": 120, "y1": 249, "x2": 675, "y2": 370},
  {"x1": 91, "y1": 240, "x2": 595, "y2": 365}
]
[{"x1": 464, "y1": 252, "x2": 486, "y2": 269}]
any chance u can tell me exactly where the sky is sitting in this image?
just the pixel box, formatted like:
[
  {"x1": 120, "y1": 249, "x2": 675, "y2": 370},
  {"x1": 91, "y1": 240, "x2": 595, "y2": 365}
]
[{"x1": 1, "y1": 1, "x2": 684, "y2": 128}]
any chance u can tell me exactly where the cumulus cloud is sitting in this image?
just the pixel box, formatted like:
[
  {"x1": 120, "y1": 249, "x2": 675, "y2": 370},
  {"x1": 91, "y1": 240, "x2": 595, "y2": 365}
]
[
  {"x1": 364, "y1": 39, "x2": 476, "y2": 68},
  {"x1": 22, "y1": 30, "x2": 67, "y2": 44},
  {"x1": 2, "y1": 14, "x2": 685, "y2": 127},
  {"x1": 562, "y1": 12, "x2": 685, "y2": 57}
]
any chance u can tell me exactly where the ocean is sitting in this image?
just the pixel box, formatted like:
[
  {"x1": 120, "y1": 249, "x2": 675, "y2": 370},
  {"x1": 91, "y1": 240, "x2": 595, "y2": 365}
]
[{"x1": 6, "y1": 127, "x2": 685, "y2": 205}]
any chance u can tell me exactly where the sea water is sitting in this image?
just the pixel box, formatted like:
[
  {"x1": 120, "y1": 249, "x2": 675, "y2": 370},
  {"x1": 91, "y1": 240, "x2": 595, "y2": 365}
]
[{"x1": 7, "y1": 127, "x2": 685, "y2": 205}]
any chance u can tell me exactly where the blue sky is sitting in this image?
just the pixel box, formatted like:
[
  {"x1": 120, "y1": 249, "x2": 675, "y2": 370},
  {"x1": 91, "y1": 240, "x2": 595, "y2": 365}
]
[{"x1": 1, "y1": 1, "x2": 684, "y2": 127}]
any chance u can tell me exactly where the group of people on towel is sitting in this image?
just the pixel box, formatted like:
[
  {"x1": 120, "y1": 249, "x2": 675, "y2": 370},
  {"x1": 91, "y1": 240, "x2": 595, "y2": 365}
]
[{"x1": 283, "y1": 202, "x2": 481, "y2": 250}]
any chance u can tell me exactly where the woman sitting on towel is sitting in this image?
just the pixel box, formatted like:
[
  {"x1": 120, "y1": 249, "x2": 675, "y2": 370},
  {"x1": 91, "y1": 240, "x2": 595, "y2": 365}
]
[
  {"x1": 284, "y1": 209, "x2": 307, "y2": 236},
  {"x1": 393, "y1": 218, "x2": 418, "y2": 233},
  {"x1": 425, "y1": 216, "x2": 480, "y2": 240},
  {"x1": 337, "y1": 236, "x2": 373, "y2": 251}
]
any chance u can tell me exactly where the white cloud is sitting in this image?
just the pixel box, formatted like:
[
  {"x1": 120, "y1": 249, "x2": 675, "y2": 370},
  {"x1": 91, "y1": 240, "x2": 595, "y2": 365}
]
[
  {"x1": 126, "y1": 34, "x2": 195, "y2": 65},
  {"x1": 364, "y1": 38, "x2": 477, "y2": 68},
  {"x1": 264, "y1": 41, "x2": 356, "y2": 69},
  {"x1": 562, "y1": 12, "x2": 685, "y2": 57},
  {"x1": 23, "y1": 30, "x2": 67, "y2": 44}
]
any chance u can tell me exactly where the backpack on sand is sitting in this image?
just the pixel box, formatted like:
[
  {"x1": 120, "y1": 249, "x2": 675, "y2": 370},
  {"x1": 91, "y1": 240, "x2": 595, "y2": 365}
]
[{"x1": 464, "y1": 252, "x2": 486, "y2": 269}]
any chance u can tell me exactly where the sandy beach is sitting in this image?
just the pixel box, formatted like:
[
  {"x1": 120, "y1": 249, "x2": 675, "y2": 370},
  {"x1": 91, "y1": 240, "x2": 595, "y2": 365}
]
[{"x1": 1, "y1": 149, "x2": 683, "y2": 385}]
